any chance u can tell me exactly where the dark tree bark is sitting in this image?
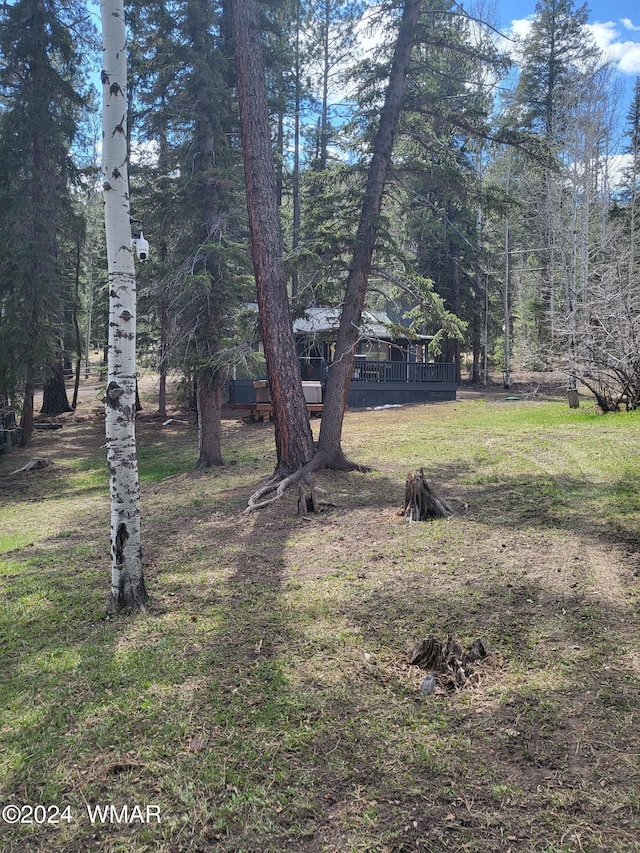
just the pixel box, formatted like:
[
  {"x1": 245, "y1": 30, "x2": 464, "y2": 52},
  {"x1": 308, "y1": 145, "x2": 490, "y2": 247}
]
[
  {"x1": 232, "y1": 0, "x2": 315, "y2": 479},
  {"x1": 195, "y1": 372, "x2": 223, "y2": 468},
  {"x1": 71, "y1": 306, "x2": 82, "y2": 410},
  {"x1": 452, "y1": 256, "x2": 462, "y2": 384},
  {"x1": 158, "y1": 300, "x2": 168, "y2": 419},
  {"x1": 317, "y1": 0, "x2": 421, "y2": 466},
  {"x1": 41, "y1": 360, "x2": 73, "y2": 415},
  {"x1": 71, "y1": 234, "x2": 82, "y2": 409},
  {"x1": 20, "y1": 380, "x2": 35, "y2": 447}
]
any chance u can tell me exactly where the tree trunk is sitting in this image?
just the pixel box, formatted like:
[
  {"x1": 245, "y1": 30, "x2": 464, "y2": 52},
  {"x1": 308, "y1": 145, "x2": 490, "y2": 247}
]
[
  {"x1": 72, "y1": 305, "x2": 82, "y2": 410},
  {"x1": 158, "y1": 300, "x2": 168, "y2": 419},
  {"x1": 195, "y1": 372, "x2": 223, "y2": 468},
  {"x1": 101, "y1": 0, "x2": 146, "y2": 611},
  {"x1": 504, "y1": 217, "x2": 512, "y2": 389},
  {"x1": 319, "y1": 0, "x2": 330, "y2": 170},
  {"x1": 72, "y1": 232, "x2": 82, "y2": 409},
  {"x1": 291, "y1": 0, "x2": 301, "y2": 299},
  {"x1": 232, "y1": 0, "x2": 315, "y2": 478},
  {"x1": 317, "y1": 0, "x2": 421, "y2": 464},
  {"x1": 452, "y1": 256, "x2": 462, "y2": 384},
  {"x1": 41, "y1": 359, "x2": 73, "y2": 415},
  {"x1": 19, "y1": 379, "x2": 35, "y2": 448}
]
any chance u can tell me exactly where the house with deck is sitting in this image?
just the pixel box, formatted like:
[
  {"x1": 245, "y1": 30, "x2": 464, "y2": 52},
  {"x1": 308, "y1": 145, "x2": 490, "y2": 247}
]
[{"x1": 229, "y1": 306, "x2": 456, "y2": 413}]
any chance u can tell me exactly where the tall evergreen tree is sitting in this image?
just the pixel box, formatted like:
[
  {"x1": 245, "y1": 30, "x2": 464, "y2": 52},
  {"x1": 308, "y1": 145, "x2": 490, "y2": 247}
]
[
  {"x1": 130, "y1": 0, "x2": 250, "y2": 468},
  {"x1": 516, "y1": 0, "x2": 599, "y2": 137},
  {"x1": 316, "y1": 0, "x2": 422, "y2": 465},
  {"x1": 233, "y1": 0, "x2": 316, "y2": 485},
  {"x1": 395, "y1": 0, "x2": 507, "y2": 381},
  {"x1": 0, "y1": 0, "x2": 93, "y2": 444},
  {"x1": 621, "y1": 77, "x2": 640, "y2": 286}
]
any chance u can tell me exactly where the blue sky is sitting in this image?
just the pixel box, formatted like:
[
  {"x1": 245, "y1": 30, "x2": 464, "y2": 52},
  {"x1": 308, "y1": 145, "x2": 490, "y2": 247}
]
[{"x1": 498, "y1": 0, "x2": 640, "y2": 86}]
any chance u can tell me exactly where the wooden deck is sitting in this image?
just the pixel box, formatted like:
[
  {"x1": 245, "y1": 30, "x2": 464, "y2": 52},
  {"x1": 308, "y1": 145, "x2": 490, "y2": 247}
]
[{"x1": 233, "y1": 402, "x2": 323, "y2": 422}]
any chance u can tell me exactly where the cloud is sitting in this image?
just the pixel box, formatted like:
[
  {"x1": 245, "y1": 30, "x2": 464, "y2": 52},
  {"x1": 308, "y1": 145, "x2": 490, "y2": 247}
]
[
  {"x1": 499, "y1": 17, "x2": 532, "y2": 63},
  {"x1": 505, "y1": 16, "x2": 640, "y2": 76},
  {"x1": 587, "y1": 21, "x2": 640, "y2": 74},
  {"x1": 508, "y1": 17, "x2": 532, "y2": 42},
  {"x1": 607, "y1": 153, "x2": 633, "y2": 189}
]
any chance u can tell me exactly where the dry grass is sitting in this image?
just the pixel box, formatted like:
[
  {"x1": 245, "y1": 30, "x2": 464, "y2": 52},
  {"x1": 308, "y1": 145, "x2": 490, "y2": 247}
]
[{"x1": 1, "y1": 384, "x2": 639, "y2": 852}]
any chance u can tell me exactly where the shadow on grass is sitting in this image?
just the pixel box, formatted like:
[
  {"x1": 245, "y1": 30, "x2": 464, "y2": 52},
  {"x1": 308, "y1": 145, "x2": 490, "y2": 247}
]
[
  {"x1": 2, "y1": 429, "x2": 640, "y2": 851},
  {"x1": 341, "y1": 459, "x2": 640, "y2": 561},
  {"x1": 189, "y1": 520, "x2": 640, "y2": 852}
]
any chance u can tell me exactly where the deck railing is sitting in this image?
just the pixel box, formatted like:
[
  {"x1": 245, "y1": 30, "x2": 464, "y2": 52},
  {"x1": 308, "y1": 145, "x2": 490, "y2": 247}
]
[{"x1": 351, "y1": 360, "x2": 455, "y2": 383}]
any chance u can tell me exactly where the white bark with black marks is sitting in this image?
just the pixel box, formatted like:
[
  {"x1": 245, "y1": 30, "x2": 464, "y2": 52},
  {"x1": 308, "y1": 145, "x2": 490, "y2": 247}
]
[{"x1": 101, "y1": 0, "x2": 146, "y2": 611}]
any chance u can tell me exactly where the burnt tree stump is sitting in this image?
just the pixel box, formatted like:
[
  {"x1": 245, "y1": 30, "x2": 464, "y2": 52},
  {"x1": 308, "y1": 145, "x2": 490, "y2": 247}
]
[{"x1": 404, "y1": 468, "x2": 452, "y2": 522}]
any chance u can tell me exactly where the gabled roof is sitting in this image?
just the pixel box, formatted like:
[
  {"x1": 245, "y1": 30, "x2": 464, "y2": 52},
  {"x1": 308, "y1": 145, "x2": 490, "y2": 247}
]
[
  {"x1": 293, "y1": 307, "x2": 395, "y2": 339},
  {"x1": 247, "y1": 303, "x2": 430, "y2": 341}
]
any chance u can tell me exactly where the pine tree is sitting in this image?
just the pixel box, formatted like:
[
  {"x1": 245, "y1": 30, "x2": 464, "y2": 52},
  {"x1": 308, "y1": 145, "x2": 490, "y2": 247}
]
[
  {"x1": 233, "y1": 0, "x2": 316, "y2": 483},
  {"x1": 316, "y1": 0, "x2": 422, "y2": 464},
  {"x1": 621, "y1": 77, "x2": 640, "y2": 285},
  {"x1": 130, "y1": 0, "x2": 251, "y2": 469},
  {"x1": 0, "y1": 0, "x2": 93, "y2": 444},
  {"x1": 516, "y1": 0, "x2": 599, "y2": 138}
]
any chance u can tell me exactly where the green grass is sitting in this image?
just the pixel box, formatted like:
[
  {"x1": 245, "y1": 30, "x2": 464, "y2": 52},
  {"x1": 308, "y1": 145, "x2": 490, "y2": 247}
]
[{"x1": 0, "y1": 395, "x2": 639, "y2": 851}]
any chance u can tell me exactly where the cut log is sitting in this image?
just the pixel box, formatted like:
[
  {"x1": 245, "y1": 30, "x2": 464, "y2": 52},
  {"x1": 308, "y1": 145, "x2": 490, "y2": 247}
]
[{"x1": 404, "y1": 468, "x2": 452, "y2": 522}]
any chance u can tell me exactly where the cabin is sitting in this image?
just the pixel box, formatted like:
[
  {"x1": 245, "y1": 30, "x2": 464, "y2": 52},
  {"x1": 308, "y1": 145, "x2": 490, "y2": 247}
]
[{"x1": 229, "y1": 307, "x2": 456, "y2": 412}]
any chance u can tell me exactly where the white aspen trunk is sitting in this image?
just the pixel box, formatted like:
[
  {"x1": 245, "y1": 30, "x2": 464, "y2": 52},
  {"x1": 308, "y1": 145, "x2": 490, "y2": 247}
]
[
  {"x1": 504, "y1": 217, "x2": 511, "y2": 389},
  {"x1": 101, "y1": 0, "x2": 146, "y2": 610}
]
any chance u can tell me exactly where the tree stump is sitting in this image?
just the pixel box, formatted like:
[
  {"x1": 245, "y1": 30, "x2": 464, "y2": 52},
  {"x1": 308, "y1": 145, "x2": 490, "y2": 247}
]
[
  {"x1": 410, "y1": 634, "x2": 489, "y2": 692},
  {"x1": 297, "y1": 480, "x2": 318, "y2": 517},
  {"x1": 404, "y1": 468, "x2": 452, "y2": 522}
]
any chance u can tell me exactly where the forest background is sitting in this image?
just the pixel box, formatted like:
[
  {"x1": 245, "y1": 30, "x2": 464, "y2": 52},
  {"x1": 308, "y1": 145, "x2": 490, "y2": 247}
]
[{"x1": 1, "y1": 0, "x2": 640, "y2": 452}]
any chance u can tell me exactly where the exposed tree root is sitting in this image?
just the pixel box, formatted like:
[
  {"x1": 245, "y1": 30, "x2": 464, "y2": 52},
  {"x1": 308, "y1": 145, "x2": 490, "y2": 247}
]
[
  {"x1": 7, "y1": 458, "x2": 53, "y2": 477},
  {"x1": 245, "y1": 450, "x2": 370, "y2": 513}
]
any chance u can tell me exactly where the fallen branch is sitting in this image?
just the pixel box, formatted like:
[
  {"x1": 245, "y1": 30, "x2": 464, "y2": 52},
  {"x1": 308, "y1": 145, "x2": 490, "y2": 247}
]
[{"x1": 7, "y1": 458, "x2": 54, "y2": 477}]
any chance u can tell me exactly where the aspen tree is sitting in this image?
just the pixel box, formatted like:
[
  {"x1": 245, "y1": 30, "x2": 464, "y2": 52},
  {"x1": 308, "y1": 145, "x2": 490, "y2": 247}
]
[{"x1": 101, "y1": 0, "x2": 146, "y2": 610}]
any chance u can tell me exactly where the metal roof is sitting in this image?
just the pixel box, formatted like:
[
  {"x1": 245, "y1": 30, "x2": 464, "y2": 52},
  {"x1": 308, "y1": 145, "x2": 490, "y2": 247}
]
[
  {"x1": 247, "y1": 303, "x2": 430, "y2": 340},
  {"x1": 293, "y1": 307, "x2": 395, "y2": 339}
]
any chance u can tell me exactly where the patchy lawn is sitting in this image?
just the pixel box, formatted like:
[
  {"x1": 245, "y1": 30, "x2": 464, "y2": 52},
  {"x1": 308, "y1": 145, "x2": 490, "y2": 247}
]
[{"x1": 1, "y1": 384, "x2": 639, "y2": 852}]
